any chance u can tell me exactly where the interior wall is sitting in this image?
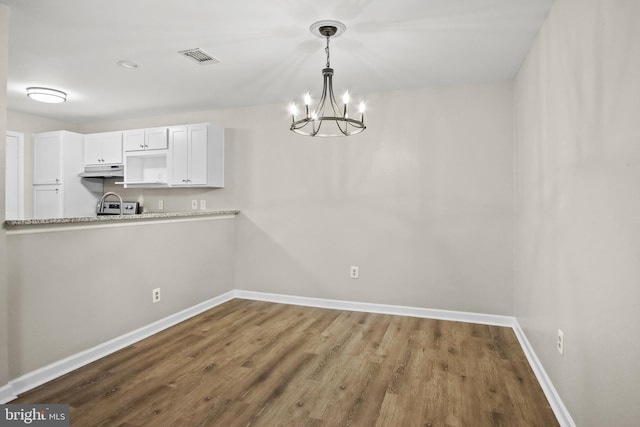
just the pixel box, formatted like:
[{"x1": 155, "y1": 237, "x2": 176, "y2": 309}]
[
  {"x1": 232, "y1": 83, "x2": 515, "y2": 314},
  {"x1": 6, "y1": 110, "x2": 79, "y2": 217},
  {"x1": 0, "y1": 3, "x2": 11, "y2": 389},
  {"x1": 82, "y1": 81, "x2": 515, "y2": 316},
  {"x1": 514, "y1": 0, "x2": 640, "y2": 425},
  {"x1": 7, "y1": 218, "x2": 237, "y2": 377}
]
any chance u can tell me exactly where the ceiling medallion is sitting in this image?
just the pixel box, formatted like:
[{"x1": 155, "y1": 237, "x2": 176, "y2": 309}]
[{"x1": 289, "y1": 20, "x2": 366, "y2": 137}]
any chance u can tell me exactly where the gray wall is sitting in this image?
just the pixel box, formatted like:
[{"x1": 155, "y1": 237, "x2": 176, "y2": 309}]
[
  {"x1": 7, "y1": 219, "x2": 237, "y2": 376},
  {"x1": 514, "y1": 0, "x2": 640, "y2": 425},
  {"x1": 1, "y1": 4, "x2": 11, "y2": 388},
  {"x1": 231, "y1": 84, "x2": 514, "y2": 313}
]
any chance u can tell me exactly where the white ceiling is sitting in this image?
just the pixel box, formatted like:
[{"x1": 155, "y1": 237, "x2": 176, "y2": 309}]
[{"x1": 1, "y1": 0, "x2": 554, "y2": 124}]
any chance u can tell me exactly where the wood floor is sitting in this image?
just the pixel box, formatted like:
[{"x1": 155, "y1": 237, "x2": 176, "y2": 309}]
[{"x1": 12, "y1": 299, "x2": 559, "y2": 426}]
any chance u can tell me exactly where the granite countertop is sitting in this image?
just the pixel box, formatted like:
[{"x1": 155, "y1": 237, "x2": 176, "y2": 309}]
[{"x1": 4, "y1": 210, "x2": 240, "y2": 227}]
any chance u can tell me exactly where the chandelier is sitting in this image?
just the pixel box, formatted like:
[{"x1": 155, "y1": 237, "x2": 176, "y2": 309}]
[{"x1": 289, "y1": 21, "x2": 366, "y2": 137}]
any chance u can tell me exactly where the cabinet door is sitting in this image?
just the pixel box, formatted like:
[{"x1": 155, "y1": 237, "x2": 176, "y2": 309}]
[
  {"x1": 146, "y1": 128, "x2": 168, "y2": 150},
  {"x1": 84, "y1": 135, "x2": 103, "y2": 165},
  {"x1": 168, "y1": 127, "x2": 189, "y2": 185},
  {"x1": 33, "y1": 133, "x2": 61, "y2": 184},
  {"x1": 123, "y1": 130, "x2": 145, "y2": 152},
  {"x1": 33, "y1": 185, "x2": 62, "y2": 219},
  {"x1": 189, "y1": 125, "x2": 208, "y2": 185},
  {"x1": 101, "y1": 132, "x2": 123, "y2": 164}
]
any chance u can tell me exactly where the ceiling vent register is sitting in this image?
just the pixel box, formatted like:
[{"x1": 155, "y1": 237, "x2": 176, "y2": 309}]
[{"x1": 178, "y1": 48, "x2": 221, "y2": 65}]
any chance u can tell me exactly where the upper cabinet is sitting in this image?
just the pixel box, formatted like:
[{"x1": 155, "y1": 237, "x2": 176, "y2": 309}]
[
  {"x1": 33, "y1": 132, "x2": 63, "y2": 184},
  {"x1": 121, "y1": 123, "x2": 223, "y2": 188},
  {"x1": 123, "y1": 127, "x2": 168, "y2": 152},
  {"x1": 168, "y1": 123, "x2": 224, "y2": 187},
  {"x1": 84, "y1": 131, "x2": 123, "y2": 165}
]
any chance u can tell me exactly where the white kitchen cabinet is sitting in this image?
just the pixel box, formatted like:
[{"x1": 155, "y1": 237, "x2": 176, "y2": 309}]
[
  {"x1": 168, "y1": 123, "x2": 224, "y2": 187},
  {"x1": 123, "y1": 127, "x2": 168, "y2": 152},
  {"x1": 84, "y1": 131, "x2": 123, "y2": 165},
  {"x1": 33, "y1": 132, "x2": 62, "y2": 184},
  {"x1": 32, "y1": 131, "x2": 102, "y2": 218},
  {"x1": 32, "y1": 185, "x2": 62, "y2": 219}
]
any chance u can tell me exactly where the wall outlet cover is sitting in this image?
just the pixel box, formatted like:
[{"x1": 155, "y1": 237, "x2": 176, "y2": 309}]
[
  {"x1": 557, "y1": 329, "x2": 564, "y2": 356},
  {"x1": 350, "y1": 266, "x2": 359, "y2": 279}
]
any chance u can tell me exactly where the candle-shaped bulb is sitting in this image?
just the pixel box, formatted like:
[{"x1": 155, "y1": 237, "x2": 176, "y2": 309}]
[
  {"x1": 289, "y1": 103, "x2": 297, "y2": 116},
  {"x1": 359, "y1": 101, "x2": 366, "y2": 114},
  {"x1": 304, "y1": 92, "x2": 311, "y2": 106},
  {"x1": 342, "y1": 90, "x2": 350, "y2": 105}
]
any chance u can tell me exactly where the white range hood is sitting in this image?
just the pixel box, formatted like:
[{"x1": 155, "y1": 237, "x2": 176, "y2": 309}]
[{"x1": 78, "y1": 164, "x2": 124, "y2": 178}]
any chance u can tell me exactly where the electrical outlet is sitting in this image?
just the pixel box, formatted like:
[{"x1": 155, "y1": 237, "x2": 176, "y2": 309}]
[
  {"x1": 152, "y1": 288, "x2": 161, "y2": 304},
  {"x1": 350, "y1": 266, "x2": 359, "y2": 279},
  {"x1": 191, "y1": 199, "x2": 198, "y2": 209},
  {"x1": 158, "y1": 200, "x2": 164, "y2": 210},
  {"x1": 557, "y1": 329, "x2": 564, "y2": 355},
  {"x1": 200, "y1": 199, "x2": 206, "y2": 210}
]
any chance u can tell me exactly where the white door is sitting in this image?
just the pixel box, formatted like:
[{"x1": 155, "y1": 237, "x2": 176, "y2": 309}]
[
  {"x1": 123, "y1": 130, "x2": 145, "y2": 152},
  {"x1": 84, "y1": 134, "x2": 103, "y2": 165},
  {"x1": 33, "y1": 185, "x2": 62, "y2": 219},
  {"x1": 101, "y1": 132, "x2": 123, "y2": 164},
  {"x1": 33, "y1": 133, "x2": 62, "y2": 184},
  {"x1": 189, "y1": 125, "x2": 208, "y2": 185},
  {"x1": 168, "y1": 127, "x2": 189, "y2": 185},
  {"x1": 145, "y1": 128, "x2": 168, "y2": 150},
  {"x1": 5, "y1": 131, "x2": 25, "y2": 220}
]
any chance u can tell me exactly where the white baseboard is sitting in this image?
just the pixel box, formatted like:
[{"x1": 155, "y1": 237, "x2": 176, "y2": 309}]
[
  {"x1": 512, "y1": 319, "x2": 576, "y2": 427},
  {"x1": 0, "y1": 383, "x2": 17, "y2": 404},
  {"x1": 2, "y1": 290, "x2": 235, "y2": 402},
  {"x1": 1, "y1": 289, "x2": 574, "y2": 427},
  {"x1": 233, "y1": 290, "x2": 515, "y2": 327}
]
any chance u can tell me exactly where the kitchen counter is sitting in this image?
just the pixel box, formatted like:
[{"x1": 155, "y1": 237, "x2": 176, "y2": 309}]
[{"x1": 3, "y1": 210, "x2": 240, "y2": 233}]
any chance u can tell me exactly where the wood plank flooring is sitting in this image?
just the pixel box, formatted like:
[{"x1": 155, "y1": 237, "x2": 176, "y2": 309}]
[{"x1": 12, "y1": 299, "x2": 559, "y2": 426}]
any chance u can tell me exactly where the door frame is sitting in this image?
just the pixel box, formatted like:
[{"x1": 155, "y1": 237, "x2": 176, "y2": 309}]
[{"x1": 6, "y1": 130, "x2": 25, "y2": 220}]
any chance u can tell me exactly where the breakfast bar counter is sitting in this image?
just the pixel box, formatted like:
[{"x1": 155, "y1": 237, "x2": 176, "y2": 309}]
[{"x1": 3, "y1": 210, "x2": 240, "y2": 234}]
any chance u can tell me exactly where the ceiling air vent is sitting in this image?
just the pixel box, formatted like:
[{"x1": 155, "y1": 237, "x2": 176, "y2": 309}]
[{"x1": 178, "y1": 48, "x2": 221, "y2": 65}]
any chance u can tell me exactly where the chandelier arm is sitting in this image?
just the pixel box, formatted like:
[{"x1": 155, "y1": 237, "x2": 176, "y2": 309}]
[
  {"x1": 317, "y1": 73, "x2": 329, "y2": 117},
  {"x1": 327, "y1": 76, "x2": 342, "y2": 117}
]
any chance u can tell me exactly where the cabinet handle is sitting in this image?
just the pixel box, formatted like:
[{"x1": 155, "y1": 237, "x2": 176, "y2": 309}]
[
  {"x1": 55, "y1": 178, "x2": 59, "y2": 183},
  {"x1": 144, "y1": 144, "x2": 149, "y2": 148},
  {"x1": 140, "y1": 144, "x2": 144, "y2": 148}
]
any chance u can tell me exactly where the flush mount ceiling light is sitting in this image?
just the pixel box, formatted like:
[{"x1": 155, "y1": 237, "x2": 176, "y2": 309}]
[
  {"x1": 289, "y1": 20, "x2": 366, "y2": 137},
  {"x1": 26, "y1": 87, "x2": 67, "y2": 103}
]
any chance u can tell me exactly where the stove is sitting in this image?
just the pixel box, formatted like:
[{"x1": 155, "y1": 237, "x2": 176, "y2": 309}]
[{"x1": 96, "y1": 201, "x2": 141, "y2": 215}]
